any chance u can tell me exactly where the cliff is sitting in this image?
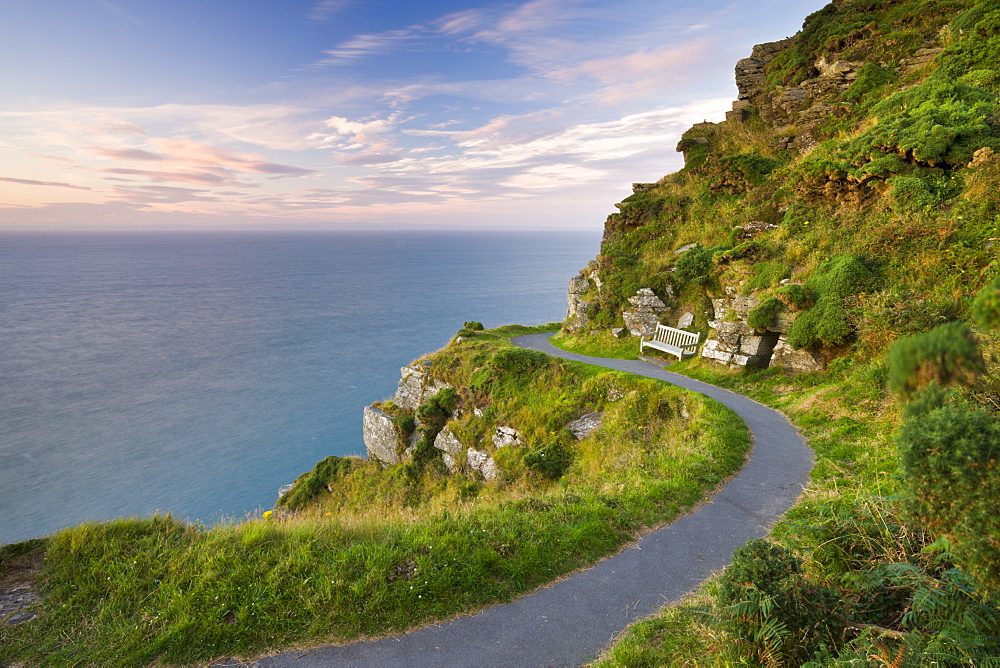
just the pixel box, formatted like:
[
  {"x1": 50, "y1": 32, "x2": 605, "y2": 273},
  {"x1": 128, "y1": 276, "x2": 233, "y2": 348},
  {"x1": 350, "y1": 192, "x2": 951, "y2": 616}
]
[{"x1": 565, "y1": 0, "x2": 1000, "y2": 376}]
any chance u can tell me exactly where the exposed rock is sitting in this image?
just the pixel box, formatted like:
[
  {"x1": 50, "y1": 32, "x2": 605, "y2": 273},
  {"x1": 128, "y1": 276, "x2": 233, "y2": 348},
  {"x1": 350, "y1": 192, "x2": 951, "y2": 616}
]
[
  {"x1": 467, "y1": 448, "x2": 498, "y2": 480},
  {"x1": 710, "y1": 296, "x2": 759, "y2": 325},
  {"x1": 794, "y1": 101, "x2": 852, "y2": 151},
  {"x1": 677, "y1": 312, "x2": 695, "y2": 329},
  {"x1": 434, "y1": 427, "x2": 465, "y2": 473},
  {"x1": 771, "y1": 336, "x2": 825, "y2": 372},
  {"x1": 702, "y1": 339, "x2": 751, "y2": 367},
  {"x1": 970, "y1": 147, "x2": 997, "y2": 168},
  {"x1": 277, "y1": 483, "x2": 294, "y2": 500},
  {"x1": 774, "y1": 86, "x2": 810, "y2": 117},
  {"x1": 394, "y1": 366, "x2": 452, "y2": 411},
  {"x1": 738, "y1": 220, "x2": 779, "y2": 238},
  {"x1": 674, "y1": 243, "x2": 697, "y2": 255},
  {"x1": 567, "y1": 412, "x2": 603, "y2": 439},
  {"x1": 363, "y1": 406, "x2": 405, "y2": 465},
  {"x1": 1, "y1": 585, "x2": 40, "y2": 627},
  {"x1": 632, "y1": 183, "x2": 657, "y2": 193},
  {"x1": 492, "y1": 426, "x2": 523, "y2": 449},
  {"x1": 566, "y1": 273, "x2": 595, "y2": 331},
  {"x1": 902, "y1": 46, "x2": 944, "y2": 73},
  {"x1": 611, "y1": 327, "x2": 628, "y2": 339},
  {"x1": 702, "y1": 319, "x2": 779, "y2": 369},
  {"x1": 623, "y1": 288, "x2": 671, "y2": 335}
]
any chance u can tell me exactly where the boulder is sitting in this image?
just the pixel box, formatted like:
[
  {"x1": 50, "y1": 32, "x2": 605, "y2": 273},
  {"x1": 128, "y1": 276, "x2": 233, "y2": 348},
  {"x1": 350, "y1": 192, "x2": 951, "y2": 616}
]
[
  {"x1": 677, "y1": 312, "x2": 695, "y2": 329},
  {"x1": 467, "y1": 448, "x2": 498, "y2": 480},
  {"x1": 770, "y1": 336, "x2": 825, "y2": 372},
  {"x1": 394, "y1": 366, "x2": 452, "y2": 411},
  {"x1": 434, "y1": 427, "x2": 465, "y2": 473},
  {"x1": 363, "y1": 406, "x2": 403, "y2": 465},
  {"x1": 623, "y1": 288, "x2": 671, "y2": 335},
  {"x1": 492, "y1": 426, "x2": 522, "y2": 449},
  {"x1": 567, "y1": 412, "x2": 603, "y2": 439},
  {"x1": 566, "y1": 274, "x2": 594, "y2": 330}
]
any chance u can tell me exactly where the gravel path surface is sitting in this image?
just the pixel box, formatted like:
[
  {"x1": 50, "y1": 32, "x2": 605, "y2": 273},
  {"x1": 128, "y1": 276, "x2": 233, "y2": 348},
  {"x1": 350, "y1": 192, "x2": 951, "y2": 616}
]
[{"x1": 250, "y1": 333, "x2": 812, "y2": 667}]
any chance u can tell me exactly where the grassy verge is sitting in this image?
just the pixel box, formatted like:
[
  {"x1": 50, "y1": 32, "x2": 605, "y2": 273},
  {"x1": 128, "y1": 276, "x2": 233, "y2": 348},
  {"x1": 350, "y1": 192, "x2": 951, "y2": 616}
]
[
  {"x1": 550, "y1": 331, "x2": 642, "y2": 359},
  {"x1": 0, "y1": 324, "x2": 750, "y2": 666}
]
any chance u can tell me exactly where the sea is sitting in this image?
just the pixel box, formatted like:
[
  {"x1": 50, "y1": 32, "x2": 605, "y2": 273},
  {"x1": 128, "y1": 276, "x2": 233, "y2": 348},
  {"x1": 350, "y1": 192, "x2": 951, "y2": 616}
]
[{"x1": 0, "y1": 230, "x2": 600, "y2": 545}]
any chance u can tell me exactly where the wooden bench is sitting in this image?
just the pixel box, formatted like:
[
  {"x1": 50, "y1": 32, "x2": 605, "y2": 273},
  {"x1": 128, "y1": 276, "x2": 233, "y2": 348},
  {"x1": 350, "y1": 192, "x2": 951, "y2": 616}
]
[{"x1": 640, "y1": 324, "x2": 700, "y2": 360}]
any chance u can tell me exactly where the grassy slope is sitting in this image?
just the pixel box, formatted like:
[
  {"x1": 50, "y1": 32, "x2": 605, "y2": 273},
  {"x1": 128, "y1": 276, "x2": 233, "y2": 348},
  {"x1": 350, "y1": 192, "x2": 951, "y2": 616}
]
[
  {"x1": 0, "y1": 325, "x2": 751, "y2": 665},
  {"x1": 570, "y1": 0, "x2": 1000, "y2": 662}
]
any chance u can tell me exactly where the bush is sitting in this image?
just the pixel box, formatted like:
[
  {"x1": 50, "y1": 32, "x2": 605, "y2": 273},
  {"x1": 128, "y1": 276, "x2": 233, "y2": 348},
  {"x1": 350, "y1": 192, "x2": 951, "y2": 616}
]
[
  {"x1": 463, "y1": 321, "x2": 484, "y2": 331},
  {"x1": 786, "y1": 255, "x2": 875, "y2": 349},
  {"x1": 776, "y1": 283, "x2": 815, "y2": 310},
  {"x1": 972, "y1": 274, "x2": 1000, "y2": 329},
  {"x1": 716, "y1": 539, "x2": 842, "y2": 665},
  {"x1": 842, "y1": 62, "x2": 897, "y2": 103},
  {"x1": 897, "y1": 396, "x2": 1000, "y2": 589},
  {"x1": 886, "y1": 321, "x2": 985, "y2": 398},
  {"x1": 747, "y1": 297, "x2": 783, "y2": 331},
  {"x1": 889, "y1": 174, "x2": 938, "y2": 211},
  {"x1": 416, "y1": 388, "x2": 459, "y2": 439},
  {"x1": 523, "y1": 443, "x2": 573, "y2": 480},
  {"x1": 674, "y1": 244, "x2": 717, "y2": 285},
  {"x1": 279, "y1": 456, "x2": 357, "y2": 510}
]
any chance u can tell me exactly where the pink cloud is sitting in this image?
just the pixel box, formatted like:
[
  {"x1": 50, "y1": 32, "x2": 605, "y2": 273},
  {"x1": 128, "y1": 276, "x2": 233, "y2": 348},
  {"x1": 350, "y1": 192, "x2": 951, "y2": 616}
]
[
  {"x1": 100, "y1": 168, "x2": 231, "y2": 186},
  {"x1": 0, "y1": 176, "x2": 91, "y2": 191},
  {"x1": 93, "y1": 148, "x2": 168, "y2": 161}
]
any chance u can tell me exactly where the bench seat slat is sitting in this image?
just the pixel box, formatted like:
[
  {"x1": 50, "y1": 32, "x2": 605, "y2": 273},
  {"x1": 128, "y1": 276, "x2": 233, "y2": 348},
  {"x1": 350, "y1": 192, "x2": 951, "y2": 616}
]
[{"x1": 639, "y1": 324, "x2": 700, "y2": 361}]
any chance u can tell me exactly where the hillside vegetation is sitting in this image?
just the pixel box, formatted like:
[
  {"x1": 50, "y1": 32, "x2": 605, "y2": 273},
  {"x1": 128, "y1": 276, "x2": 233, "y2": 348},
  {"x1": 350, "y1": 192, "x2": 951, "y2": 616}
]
[
  {"x1": 570, "y1": 0, "x2": 1000, "y2": 663},
  {"x1": 4, "y1": 0, "x2": 1000, "y2": 664}
]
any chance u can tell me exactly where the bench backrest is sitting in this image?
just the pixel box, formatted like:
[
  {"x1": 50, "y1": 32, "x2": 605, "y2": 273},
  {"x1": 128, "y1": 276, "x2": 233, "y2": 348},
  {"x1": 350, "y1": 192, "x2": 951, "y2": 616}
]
[{"x1": 653, "y1": 324, "x2": 699, "y2": 348}]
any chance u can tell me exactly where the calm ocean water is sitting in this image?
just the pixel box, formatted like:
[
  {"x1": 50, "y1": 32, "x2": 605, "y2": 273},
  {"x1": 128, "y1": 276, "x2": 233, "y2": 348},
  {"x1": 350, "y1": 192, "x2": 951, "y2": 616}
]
[{"x1": 0, "y1": 230, "x2": 600, "y2": 545}]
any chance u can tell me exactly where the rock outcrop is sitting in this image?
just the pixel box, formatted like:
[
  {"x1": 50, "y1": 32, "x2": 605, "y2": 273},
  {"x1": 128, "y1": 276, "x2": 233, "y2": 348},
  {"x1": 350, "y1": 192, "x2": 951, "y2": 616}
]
[
  {"x1": 566, "y1": 274, "x2": 593, "y2": 330},
  {"x1": 434, "y1": 427, "x2": 465, "y2": 472},
  {"x1": 393, "y1": 363, "x2": 452, "y2": 411},
  {"x1": 567, "y1": 412, "x2": 603, "y2": 439},
  {"x1": 702, "y1": 294, "x2": 779, "y2": 369},
  {"x1": 363, "y1": 405, "x2": 405, "y2": 464},
  {"x1": 623, "y1": 288, "x2": 672, "y2": 335},
  {"x1": 727, "y1": 39, "x2": 865, "y2": 152}
]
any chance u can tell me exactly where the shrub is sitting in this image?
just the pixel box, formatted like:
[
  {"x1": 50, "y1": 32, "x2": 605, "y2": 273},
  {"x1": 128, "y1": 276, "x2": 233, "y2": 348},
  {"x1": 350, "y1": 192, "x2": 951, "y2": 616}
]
[
  {"x1": 523, "y1": 442, "x2": 573, "y2": 480},
  {"x1": 887, "y1": 321, "x2": 985, "y2": 398},
  {"x1": 842, "y1": 63, "x2": 897, "y2": 103},
  {"x1": 716, "y1": 539, "x2": 842, "y2": 665},
  {"x1": 889, "y1": 174, "x2": 938, "y2": 211},
  {"x1": 897, "y1": 396, "x2": 1000, "y2": 589},
  {"x1": 743, "y1": 261, "x2": 791, "y2": 293},
  {"x1": 747, "y1": 297, "x2": 783, "y2": 331},
  {"x1": 972, "y1": 274, "x2": 1000, "y2": 329},
  {"x1": 463, "y1": 321, "x2": 484, "y2": 331},
  {"x1": 416, "y1": 388, "x2": 459, "y2": 439},
  {"x1": 674, "y1": 244, "x2": 717, "y2": 285},
  {"x1": 776, "y1": 283, "x2": 815, "y2": 310},
  {"x1": 279, "y1": 456, "x2": 357, "y2": 510},
  {"x1": 713, "y1": 241, "x2": 765, "y2": 265},
  {"x1": 786, "y1": 255, "x2": 875, "y2": 349}
]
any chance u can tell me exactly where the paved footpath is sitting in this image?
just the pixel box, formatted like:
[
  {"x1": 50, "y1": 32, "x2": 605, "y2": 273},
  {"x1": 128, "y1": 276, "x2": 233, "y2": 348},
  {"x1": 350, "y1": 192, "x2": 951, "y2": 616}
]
[{"x1": 250, "y1": 333, "x2": 812, "y2": 668}]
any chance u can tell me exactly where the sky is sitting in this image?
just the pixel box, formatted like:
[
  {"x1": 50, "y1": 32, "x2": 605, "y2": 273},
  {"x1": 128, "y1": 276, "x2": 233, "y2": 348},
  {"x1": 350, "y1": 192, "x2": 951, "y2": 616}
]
[{"x1": 0, "y1": 0, "x2": 828, "y2": 232}]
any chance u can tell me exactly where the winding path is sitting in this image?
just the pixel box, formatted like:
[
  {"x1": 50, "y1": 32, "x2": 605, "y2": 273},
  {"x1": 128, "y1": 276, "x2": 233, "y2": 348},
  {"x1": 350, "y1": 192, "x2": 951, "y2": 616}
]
[{"x1": 253, "y1": 334, "x2": 812, "y2": 668}]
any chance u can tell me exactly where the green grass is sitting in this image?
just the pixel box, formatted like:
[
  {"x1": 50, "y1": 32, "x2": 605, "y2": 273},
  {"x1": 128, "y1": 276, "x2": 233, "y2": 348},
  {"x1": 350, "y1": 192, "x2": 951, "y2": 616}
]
[
  {"x1": 550, "y1": 331, "x2": 642, "y2": 358},
  {"x1": 0, "y1": 325, "x2": 750, "y2": 666}
]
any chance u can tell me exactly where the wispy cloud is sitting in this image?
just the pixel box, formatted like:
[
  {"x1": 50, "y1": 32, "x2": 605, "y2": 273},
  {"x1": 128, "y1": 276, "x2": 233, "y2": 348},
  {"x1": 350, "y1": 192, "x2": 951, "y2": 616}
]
[
  {"x1": 307, "y1": 0, "x2": 350, "y2": 21},
  {"x1": 0, "y1": 176, "x2": 92, "y2": 191},
  {"x1": 312, "y1": 28, "x2": 427, "y2": 67}
]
